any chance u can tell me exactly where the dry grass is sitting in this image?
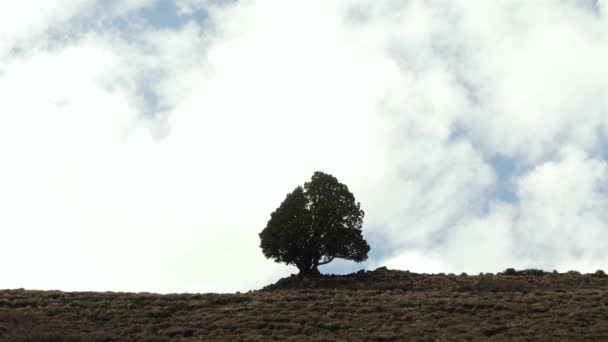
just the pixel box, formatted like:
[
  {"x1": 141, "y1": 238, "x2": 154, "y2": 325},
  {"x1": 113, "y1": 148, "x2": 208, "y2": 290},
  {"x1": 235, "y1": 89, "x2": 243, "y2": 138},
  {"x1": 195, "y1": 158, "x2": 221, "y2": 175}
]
[{"x1": 1, "y1": 268, "x2": 608, "y2": 341}]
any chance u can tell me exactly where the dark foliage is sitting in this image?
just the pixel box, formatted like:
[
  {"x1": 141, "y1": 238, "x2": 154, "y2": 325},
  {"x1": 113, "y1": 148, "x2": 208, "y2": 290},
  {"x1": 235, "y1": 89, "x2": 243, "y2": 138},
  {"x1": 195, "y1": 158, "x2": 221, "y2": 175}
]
[
  {"x1": 501, "y1": 268, "x2": 548, "y2": 277},
  {"x1": 22, "y1": 335, "x2": 86, "y2": 342},
  {"x1": 259, "y1": 171, "x2": 370, "y2": 275},
  {"x1": 503, "y1": 268, "x2": 518, "y2": 276}
]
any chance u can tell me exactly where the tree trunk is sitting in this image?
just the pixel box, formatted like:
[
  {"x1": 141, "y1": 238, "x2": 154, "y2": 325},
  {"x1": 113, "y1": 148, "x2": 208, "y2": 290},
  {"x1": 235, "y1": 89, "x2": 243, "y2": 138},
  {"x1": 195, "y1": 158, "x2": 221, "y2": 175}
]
[{"x1": 298, "y1": 265, "x2": 321, "y2": 278}]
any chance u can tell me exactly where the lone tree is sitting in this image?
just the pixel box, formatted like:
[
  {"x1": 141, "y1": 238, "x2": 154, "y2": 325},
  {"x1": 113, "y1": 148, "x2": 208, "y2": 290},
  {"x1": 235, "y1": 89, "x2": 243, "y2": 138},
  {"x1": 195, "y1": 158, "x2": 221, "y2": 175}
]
[{"x1": 259, "y1": 171, "x2": 370, "y2": 276}]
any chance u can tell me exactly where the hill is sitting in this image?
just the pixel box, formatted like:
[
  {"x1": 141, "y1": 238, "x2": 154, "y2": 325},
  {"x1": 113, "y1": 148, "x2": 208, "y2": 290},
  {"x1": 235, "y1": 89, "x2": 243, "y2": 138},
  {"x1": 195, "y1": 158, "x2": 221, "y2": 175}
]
[{"x1": 2, "y1": 267, "x2": 608, "y2": 341}]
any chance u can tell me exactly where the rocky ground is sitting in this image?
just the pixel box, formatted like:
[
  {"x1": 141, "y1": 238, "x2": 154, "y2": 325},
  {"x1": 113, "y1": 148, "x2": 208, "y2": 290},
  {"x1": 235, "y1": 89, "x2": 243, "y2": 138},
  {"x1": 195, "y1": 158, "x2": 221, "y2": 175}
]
[{"x1": 1, "y1": 267, "x2": 608, "y2": 341}]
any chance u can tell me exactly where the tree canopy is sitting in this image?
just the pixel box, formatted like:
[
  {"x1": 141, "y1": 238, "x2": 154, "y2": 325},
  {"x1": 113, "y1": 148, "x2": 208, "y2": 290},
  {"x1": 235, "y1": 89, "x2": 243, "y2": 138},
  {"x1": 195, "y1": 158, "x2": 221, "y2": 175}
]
[{"x1": 259, "y1": 171, "x2": 370, "y2": 276}]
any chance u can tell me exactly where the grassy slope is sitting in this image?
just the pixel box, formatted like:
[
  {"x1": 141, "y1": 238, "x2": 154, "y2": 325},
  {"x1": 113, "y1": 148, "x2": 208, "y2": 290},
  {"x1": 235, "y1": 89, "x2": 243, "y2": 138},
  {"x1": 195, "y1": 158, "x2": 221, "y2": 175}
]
[{"x1": 1, "y1": 268, "x2": 608, "y2": 341}]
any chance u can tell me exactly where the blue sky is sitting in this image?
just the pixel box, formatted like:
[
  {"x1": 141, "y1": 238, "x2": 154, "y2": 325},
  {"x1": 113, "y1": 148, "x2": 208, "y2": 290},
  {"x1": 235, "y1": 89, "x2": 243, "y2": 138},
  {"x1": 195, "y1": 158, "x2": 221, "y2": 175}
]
[
  {"x1": 140, "y1": 0, "x2": 208, "y2": 29},
  {"x1": 141, "y1": 0, "x2": 184, "y2": 28},
  {"x1": 0, "y1": 0, "x2": 607, "y2": 293}
]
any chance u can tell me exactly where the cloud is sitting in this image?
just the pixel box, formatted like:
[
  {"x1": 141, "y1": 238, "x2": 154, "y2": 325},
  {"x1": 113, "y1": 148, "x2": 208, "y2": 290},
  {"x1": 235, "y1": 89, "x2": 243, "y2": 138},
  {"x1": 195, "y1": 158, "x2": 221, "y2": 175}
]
[
  {"x1": 447, "y1": 1, "x2": 608, "y2": 162},
  {"x1": 1, "y1": 0, "x2": 607, "y2": 293},
  {"x1": 512, "y1": 146, "x2": 608, "y2": 267},
  {"x1": 361, "y1": 0, "x2": 608, "y2": 274},
  {"x1": 0, "y1": 1, "x2": 90, "y2": 54},
  {"x1": 176, "y1": 0, "x2": 216, "y2": 15}
]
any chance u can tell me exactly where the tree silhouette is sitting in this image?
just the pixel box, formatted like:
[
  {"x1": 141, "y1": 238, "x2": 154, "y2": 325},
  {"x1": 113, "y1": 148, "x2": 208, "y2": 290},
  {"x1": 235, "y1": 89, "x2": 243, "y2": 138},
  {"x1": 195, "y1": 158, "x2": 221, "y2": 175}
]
[{"x1": 259, "y1": 171, "x2": 370, "y2": 276}]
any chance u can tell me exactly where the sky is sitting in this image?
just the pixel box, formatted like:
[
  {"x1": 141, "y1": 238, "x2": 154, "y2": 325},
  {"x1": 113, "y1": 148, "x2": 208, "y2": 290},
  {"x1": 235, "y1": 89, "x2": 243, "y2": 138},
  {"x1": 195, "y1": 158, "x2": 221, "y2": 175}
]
[{"x1": 1, "y1": 0, "x2": 607, "y2": 294}]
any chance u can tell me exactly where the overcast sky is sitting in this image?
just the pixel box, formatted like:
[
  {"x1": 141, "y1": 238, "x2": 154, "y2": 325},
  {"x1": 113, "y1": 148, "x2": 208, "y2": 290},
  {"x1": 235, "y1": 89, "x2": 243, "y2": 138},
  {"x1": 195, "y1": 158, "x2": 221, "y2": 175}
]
[{"x1": 1, "y1": 0, "x2": 607, "y2": 294}]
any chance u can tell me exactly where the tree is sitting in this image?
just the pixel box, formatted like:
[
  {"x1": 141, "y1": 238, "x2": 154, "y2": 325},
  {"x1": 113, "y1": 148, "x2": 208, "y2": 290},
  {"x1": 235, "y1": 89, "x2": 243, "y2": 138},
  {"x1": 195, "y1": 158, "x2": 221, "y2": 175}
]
[{"x1": 259, "y1": 171, "x2": 370, "y2": 276}]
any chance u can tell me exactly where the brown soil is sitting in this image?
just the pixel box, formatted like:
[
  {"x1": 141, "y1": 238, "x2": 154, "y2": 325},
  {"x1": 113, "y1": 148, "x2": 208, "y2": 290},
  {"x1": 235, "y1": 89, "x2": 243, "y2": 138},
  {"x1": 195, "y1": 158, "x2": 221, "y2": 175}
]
[{"x1": 2, "y1": 267, "x2": 608, "y2": 341}]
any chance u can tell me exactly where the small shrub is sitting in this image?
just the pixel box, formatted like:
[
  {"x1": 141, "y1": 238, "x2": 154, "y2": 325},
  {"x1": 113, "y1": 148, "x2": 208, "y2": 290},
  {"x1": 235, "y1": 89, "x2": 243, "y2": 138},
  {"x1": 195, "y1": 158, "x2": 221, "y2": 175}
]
[
  {"x1": 457, "y1": 278, "x2": 532, "y2": 293},
  {"x1": 134, "y1": 336, "x2": 170, "y2": 342},
  {"x1": 519, "y1": 269, "x2": 546, "y2": 277},
  {"x1": 372, "y1": 331, "x2": 399, "y2": 341},
  {"x1": 482, "y1": 325, "x2": 509, "y2": 337},
  {"x1": 164, "y1": 326, "x2": 195, "y2": 337},
  {"x1": 208, "y1": 294, "x2": 250, "y2": 305},
  {"x1": 146, "y1": 306, "x2": 171, "y2": 318},
  {"x1": 503, "y1": 268, "x2": 517, "y2": 276},
  {"x1": 24, "y1": 335, "x2": 85, "y2": 342}
]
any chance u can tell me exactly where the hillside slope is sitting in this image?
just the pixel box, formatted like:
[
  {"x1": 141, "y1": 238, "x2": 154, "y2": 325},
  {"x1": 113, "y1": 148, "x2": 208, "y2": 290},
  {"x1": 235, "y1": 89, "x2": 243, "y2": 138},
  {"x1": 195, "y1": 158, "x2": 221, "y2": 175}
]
[{"x1": 2, "y1": 267, "x2": 608, "y2": 341}]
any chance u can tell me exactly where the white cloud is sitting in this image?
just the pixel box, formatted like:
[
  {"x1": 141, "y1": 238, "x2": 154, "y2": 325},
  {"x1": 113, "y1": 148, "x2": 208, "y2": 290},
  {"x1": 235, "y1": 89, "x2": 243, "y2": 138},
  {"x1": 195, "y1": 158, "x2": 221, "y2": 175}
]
[
  {"x1": 390, "y1": 146, "x2": 608, "y2": 275},
  {"x1": 383, "y1": 250, "x2": 447, "y2": 275},
  {"x1": 445, "y1": 1, "x2": 608, "y2": 162},
  {"x1": 439, "y1": 201, "x2": 517, "y2": 274},
  {"x1": 0, "y1": 1, "x2": 92, "y2": 54},
  {"x1": 175, "y1": 0, "x2": 237, "y2": 16},
  {"x1": 1, "y1": 0, "x2": 607, "y2": 293},
  {"x1": 512, "y1": 146, "x2": 608, "y2": 268}
]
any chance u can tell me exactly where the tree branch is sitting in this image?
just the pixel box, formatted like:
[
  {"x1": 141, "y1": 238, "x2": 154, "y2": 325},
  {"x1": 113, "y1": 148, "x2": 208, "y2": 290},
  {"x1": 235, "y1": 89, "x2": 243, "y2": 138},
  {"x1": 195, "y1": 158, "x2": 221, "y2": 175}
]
[{"x1": 317, "y1": 256, "x2": 335, "y2": 266}]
